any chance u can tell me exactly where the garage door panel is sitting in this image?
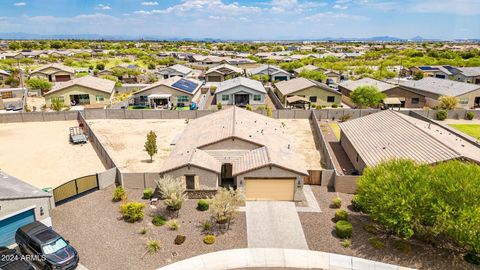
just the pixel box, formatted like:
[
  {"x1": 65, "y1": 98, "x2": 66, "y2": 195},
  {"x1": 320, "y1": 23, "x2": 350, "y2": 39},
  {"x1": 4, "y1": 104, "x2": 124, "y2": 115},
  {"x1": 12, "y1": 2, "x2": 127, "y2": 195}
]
[
  {"x1": 55, "y1": 75, "x2": 71, "y2": 82},
  {"x1": 0, "y1": 209, "x2": 35, "y2": 246},
  {"x1": 245, "y1": 178, "x2": 295, "y2": 201}
]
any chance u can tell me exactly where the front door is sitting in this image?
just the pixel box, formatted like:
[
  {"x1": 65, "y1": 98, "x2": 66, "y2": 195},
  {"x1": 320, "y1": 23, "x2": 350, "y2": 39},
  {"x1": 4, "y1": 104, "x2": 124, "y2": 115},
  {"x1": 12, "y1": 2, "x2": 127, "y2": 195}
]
[
  {"x1": 475, "y1": 97, "x2": 480, "y2": 108},
  {"x1": 221, "y1": 163, "x2": 234, "y2": 188},
  {"x1": 234, "y1": 94, "x2": 249, "y2": 106}
]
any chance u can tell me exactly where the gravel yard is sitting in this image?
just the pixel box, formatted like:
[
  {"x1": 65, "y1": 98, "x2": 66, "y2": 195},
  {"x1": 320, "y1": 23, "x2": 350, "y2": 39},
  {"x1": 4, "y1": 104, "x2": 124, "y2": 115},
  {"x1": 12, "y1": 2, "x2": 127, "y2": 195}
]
[
  {"x1": 0, "y1": 120, "x2": 106, "y2": 189},
  {"x1": 282, "y1": 119, "x2": 322, "y2": 170},
  {"x1": 300, "y1": 186, "x2": 476, "y2": 270},
  {"x1": 88, "y1": 119, "x2": 187, "y2": 172},
  {"x1": 50, "y1": 186, "x2": 247, "y2": 270}
]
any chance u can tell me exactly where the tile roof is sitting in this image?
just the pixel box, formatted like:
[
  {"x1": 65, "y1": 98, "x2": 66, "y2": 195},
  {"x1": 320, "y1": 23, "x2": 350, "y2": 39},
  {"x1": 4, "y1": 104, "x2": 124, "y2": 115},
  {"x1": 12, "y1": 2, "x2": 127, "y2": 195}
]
[
  {"x1": 216, "y1": 77, "x2": 266, "y2": 94},
  {"x1": 399, "y1": 77, "x2": 480, "y2": 96},
  {"x1": 45, "y1": 75, "x2": 115, "y2": 96},
  {"x1": 339, "y1": 110, "x2": 461, "y2": 168},
  {"x1": 247, "y1": 65, "x2": 289, "y2": 76},
  {"x1": 158, "y1": 64, "x2": 192, "y2": 75},
  {"x1": 338, "y1": 78, "x2": 396, "y2": 92},
  {"x1": 457, "y1": 67, "x2": 480, "y2": 77},
  {"x1": 31, "y1": 63, "x2": 75, "y2": 75},
  {"x1": 205, "y1": 64, "x2": 243, "y2": 75},
  {"x1": 136, "y1": 76, "x2": 202, "y2": 95},
  {"x1": 275, "y1": 77, "x2": 339, "y2": 95}
]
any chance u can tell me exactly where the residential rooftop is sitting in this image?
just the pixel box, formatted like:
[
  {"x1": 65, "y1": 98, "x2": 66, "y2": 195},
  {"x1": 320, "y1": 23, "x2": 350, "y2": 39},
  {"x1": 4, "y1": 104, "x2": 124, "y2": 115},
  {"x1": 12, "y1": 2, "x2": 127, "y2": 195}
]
[{"x1": 399, "y1": 77, "x2": 480, "y2": 96}]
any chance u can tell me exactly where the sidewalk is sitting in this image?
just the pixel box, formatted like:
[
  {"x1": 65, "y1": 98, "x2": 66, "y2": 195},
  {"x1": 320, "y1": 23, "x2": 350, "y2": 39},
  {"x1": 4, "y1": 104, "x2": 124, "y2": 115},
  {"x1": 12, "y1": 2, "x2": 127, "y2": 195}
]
[{"x1": 156, "y1": 248, "x2": 415, "y2": 270}]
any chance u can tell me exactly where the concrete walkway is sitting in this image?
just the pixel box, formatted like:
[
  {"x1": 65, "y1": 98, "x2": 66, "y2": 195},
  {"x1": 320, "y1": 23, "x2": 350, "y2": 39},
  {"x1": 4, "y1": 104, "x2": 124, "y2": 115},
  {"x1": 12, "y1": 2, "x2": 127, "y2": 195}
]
[
  {"x1": 156, "y1": 248, "x2": 415, "y2": 270},
  {"x1": 246, "y1": 201, "x2": 308, "y2": 249}
]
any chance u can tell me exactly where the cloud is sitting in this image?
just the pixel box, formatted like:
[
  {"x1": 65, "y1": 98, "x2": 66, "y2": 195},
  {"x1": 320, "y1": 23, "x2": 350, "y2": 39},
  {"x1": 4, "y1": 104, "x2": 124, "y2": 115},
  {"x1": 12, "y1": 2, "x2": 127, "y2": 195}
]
[
  {"x1": 333, "y1": 4, "x2": 348, "y2": 9},
  {"x1": 411, "y1": 0, "x2": 480, "y2": 15},
  {"x1": 305, "y1": 12, "x2": 369, "y2": 21},
  {"x1": 270, "y1": 0, "x2": 327, "y2": 13},
  {"x1": 141, "y1": 1, "x2": 158, "y2": 6},
  {"x1": 95, "y1": 4, "x2": 111, "y2": 10},
  {"x1": 13, "y1": 2, "x2": 26, "y2": 6},
  {"x1": 135, "y1": 0, "x2": 261, "y2": 16}
]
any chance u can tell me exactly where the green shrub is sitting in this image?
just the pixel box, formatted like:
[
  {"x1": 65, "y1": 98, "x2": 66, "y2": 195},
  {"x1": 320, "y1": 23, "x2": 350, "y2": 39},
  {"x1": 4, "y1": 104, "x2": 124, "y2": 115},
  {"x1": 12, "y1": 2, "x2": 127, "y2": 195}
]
[
  {"x1": 201, "y1": 220, "x2": 212, "y2": 232},
  {"x1": 436, "y1": 110, "x2": 447, "y2": 121},
  {"x1": 464, "y1": 253, "x2": 480, "y2": 266},
  {"x1": 139, "y1": 227, "x2": 147, "y2": 235},
  {"x1": 145, "y1": 240, "x2": 161, "y2": 254},
  {"x1": 174, "y1": 235, "x2": 186, "y2": 245},
  {"x1": 335, "y1": 209, "x2": 349, "y2": 221},
  {"x1": 120, "y1": 202, "x2": 145, "y2": 222},
  {"x1": 167, "y1": 219, "x2": 179, "y2": 230},
  {"x1": 203, "y1": 235, "x2": 216, "y2": 245},
  {"x1": 369, "y1": 237, "x2": 384, "y2": 249},
  {"x1": 143, "y1": 188, "x2": 154, "y2": 199},
  {"x1": 331, "y1": 103, "x2": 339, "y2": 108},
  {"x1": 341, "y1": 239, "x2": 351, "y2": 248},
  {"x1": 197, "y1": 199, "x2": 209, "y2": 211},
  {"x1": 217, "y1": 102, "x2": 222, "y2": 110},
  {"x1": 245, "y1": 104, "x2": 252, "y2": 111},
  {"x1": 152, "y1": 215, "x2": 167, "y2": 226},
  {"x1": 466, "y1": 112, "x2": 474, "y2": 120},
  {"x1": 113, "y1": 186, "x2": 126, "y2": 202},
  {"x1": 335, "y1": 220, "x2": 353, "y2": 239},
  {"x1": 393, "y1": 239, "x2": 411, "y2": 254},
  {"x1": 351, "y1": 195, "x2": 362, "y2": 212},
  {"x1": 362, "y1": 223, "x2": 378, "y2": 235},
  {"x1": 331, "y1": 197, "x2": 342, "y2": 208}
]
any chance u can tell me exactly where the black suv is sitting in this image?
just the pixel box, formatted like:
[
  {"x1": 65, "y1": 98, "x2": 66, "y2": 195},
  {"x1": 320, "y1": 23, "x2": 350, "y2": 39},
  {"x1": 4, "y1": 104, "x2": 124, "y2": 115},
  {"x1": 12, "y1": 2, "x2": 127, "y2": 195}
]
[
  {"x1": 0, "y1": 246, "x2": 35, "y2": 270},
  {"x1": 15, "y1": 222, "x2": 79, "y2": 270}
]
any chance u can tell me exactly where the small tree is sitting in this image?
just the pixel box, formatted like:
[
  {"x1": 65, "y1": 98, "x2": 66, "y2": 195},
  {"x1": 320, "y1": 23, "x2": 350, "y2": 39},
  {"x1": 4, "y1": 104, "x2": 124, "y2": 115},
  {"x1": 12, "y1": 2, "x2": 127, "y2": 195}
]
[
  {"x1": 299, "y1": 69, "x2": 326, "y2": 82},
  {"x1": 155, "y1": 175, "x2": 187, "y2": 215},
  {"x1": 96, "y1": 63, "x2": 105, "y2": 70},
  {"x1": 413, "y1": 72, "x2": 424, "y2": 80},
  {"x1": 210, "y1": 187, "x2": 244, "y2": 229},
  {"x1": 50, "y1": 97, "x2": 64, "y2": 112},
  {"x1": 144, "y1": 131, "x2": 157, "y2": 162},
  {"x1": 26, "y1": 78, "x2": 52, "y2": 93},
  {"x1": 217, "y1": 102, "x2": 222, "y2": 110},
  {"x1": 350, "y1": 85, "x2": 385, "y2": 108},
  {"x1": 439, "y1": 96, "x2": 458, "y2": 110}
]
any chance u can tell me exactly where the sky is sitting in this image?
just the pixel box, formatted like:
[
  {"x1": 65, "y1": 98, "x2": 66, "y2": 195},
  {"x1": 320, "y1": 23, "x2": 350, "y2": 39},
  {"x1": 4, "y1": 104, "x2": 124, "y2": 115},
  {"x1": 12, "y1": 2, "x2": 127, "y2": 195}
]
[{"x1": 0, "y1": 0, "x2": 479, "y2": 40}]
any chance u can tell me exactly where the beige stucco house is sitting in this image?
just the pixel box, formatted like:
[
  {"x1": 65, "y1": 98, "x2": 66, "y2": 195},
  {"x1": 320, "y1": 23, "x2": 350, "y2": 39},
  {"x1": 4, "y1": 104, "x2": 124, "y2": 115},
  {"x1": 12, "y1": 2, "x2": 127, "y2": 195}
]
[
  {"x1": 30, "y1": 63, "x2": 75, "y2": 82},
  {"x1": 44, "y1": 76, "x2": 115, "y2": 108},
  {"x1": 215, "y1": 77, "x2": 266, "y2": 107},
  {"x1": 275, "y1": 77, "x2": 342, "y2": 108},
  {"x1": 157, "y1": 107, "x2": 308, "y2": 201},
  {"x1": 204, "y1": 64, "x2": 243, "y2": 82}
]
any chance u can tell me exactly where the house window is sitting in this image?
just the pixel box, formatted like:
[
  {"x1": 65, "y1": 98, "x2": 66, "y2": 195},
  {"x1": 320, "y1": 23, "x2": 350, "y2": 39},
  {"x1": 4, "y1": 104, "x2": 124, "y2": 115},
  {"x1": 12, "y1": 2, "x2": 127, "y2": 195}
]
[
  {"x1": 222, "y1": 95, "x2": 229, "y2": 101},
  {"x1": 177, "y1": 96, "x2": 189, "y2": 102},
  {"x1": 327, "y1": 96, "x2": 335, "y2": 103},
  {"x1": 96, "y1": 95, "x2": 105, "y2": 102},
  {"x1": 411, "y1": 97, "x2": 419, "y2": 104},
  {"x1": 185, "y1": 175, "x2": 195, "y2": 190},
  {"x1": 459, "y1": 97, "x2": 469, "y2": 105},
  {"x1": 253, "y1": 94, "x2": 261, "y2": 101},
  {"x1": 309, "y1": 96, "x2": 317, "y2": 103}
]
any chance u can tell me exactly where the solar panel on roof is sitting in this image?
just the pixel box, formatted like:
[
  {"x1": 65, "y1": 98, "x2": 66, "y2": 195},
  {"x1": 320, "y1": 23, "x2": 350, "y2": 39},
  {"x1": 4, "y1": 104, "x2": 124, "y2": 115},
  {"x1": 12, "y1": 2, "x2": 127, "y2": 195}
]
[
  {"x1": 418, "y1": 66, "x2": 437, "y2": 71},
  {"x1": 172, "y1": 79, "x2": 198, "y2": 93}
]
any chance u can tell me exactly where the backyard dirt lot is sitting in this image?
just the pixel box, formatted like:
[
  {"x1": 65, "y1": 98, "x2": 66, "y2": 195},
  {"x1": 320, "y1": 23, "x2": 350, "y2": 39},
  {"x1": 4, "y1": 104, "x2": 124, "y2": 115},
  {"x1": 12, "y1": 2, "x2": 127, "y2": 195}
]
[
  {"x1": 50, "y1": 186, "x2": 247, "y2": 270},
  {"x1": 282, "y1": 119, "x2": 322, "y2": 170},
  {"x1": 0, "y1": 121, "x2": 106, "y2": 189},
  {"x1": 88, "y1": 119, "x2": 187, "y2": 172},
  {"x1": 300, "y1": 186, "x2": 477, "y2": 270}
]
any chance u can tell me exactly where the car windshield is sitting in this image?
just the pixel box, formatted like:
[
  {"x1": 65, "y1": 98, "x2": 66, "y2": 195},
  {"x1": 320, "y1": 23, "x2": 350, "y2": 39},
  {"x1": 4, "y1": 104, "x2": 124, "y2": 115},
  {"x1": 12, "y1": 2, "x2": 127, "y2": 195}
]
[{"x1": 42, "y1": 238, "x2": 68, "y2": 255}]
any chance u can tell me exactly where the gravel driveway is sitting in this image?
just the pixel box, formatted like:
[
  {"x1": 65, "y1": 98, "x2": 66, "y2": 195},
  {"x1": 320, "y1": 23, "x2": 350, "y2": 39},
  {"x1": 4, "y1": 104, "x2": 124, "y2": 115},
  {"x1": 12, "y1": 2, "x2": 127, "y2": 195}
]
[{"x1": 246, "y1": 201, "x2": 308, "y2": 249}]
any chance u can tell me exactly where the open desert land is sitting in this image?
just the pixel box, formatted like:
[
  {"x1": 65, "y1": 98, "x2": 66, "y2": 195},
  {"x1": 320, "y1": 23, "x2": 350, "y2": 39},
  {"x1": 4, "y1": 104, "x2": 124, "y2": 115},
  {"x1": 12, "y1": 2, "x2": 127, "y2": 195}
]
[
  {"x1": 281, "y1": 119, "x2": 323, "y2": 170},
  {"x1": 87, "y1": 119, "x2": 187, "y2": 172},
  {"x1": 0, "y1": 121, "x2": 106, "y2": 189}
]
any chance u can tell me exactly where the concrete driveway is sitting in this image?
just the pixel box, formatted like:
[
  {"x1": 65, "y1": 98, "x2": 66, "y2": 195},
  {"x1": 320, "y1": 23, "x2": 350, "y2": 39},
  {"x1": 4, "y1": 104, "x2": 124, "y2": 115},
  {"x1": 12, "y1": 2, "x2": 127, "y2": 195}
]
[{"x1": 246, "y1": 201, "x2": 308, "y2": 250}]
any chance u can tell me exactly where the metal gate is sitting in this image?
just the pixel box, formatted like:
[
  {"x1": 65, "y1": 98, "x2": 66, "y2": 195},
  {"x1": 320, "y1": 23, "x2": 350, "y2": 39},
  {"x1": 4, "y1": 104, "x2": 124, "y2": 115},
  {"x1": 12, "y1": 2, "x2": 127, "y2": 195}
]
[{"x1": 53, "y1": 174, "x2": 99, "y2": 204}]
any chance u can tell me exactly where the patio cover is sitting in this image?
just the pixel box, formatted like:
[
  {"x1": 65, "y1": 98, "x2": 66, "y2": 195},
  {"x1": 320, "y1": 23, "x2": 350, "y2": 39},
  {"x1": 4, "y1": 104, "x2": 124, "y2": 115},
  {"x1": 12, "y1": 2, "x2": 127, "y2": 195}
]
[
  {"x1": 148, "y1": 94, "x2": 171, "y2": 99},
  {"x1": 383, "y1": 97, "x2": 401, "y2": 105},
  {"x1": 286, "y1": 95, "x2": 310, "y2": 104}
]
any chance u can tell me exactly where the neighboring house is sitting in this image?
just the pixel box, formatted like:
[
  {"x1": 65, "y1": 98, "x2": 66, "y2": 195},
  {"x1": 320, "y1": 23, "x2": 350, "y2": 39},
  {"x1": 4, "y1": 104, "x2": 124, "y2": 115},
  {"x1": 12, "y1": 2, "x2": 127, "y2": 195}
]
[
  {"x1": 339, "y1": 78, "x2": 428, "y2": 108},
  {"x1": 293, "y1": 64, "x2": 321, "y2": 76},
  {"x1": 205, "y1": 64, "x2": 243, "y2": 82},
  {"x1": 156, "y1": 64, "x2": 192, "y2": 79},
  {"x1": 409, "y1": 65, "x2": 459, "y2": 79},
  {"x1": 30, "y1": 63, "x2": 75, "y2": 82},
  {"x1": 0, "y1": 171, "x2": 52, "y2": 246},
  {"x1": 158, "y1": 107, "x2": 308, "y2": 201},
  {"x1": 44, "y1": 76, "x2": 115, "y2": 107},
  {"x1": 215, "y1": 77, "x2": 266, "y2": 107},
  {"x1": 274, "y1": 77, "x2": 341, "y2": 107},
  {"x1": 130, "y1": 76, "x2": 202, "y2": 109},
  {"x1": 454, "y1": 67, "x2": 480, "y2": 84},
  {"x1": 294, "y1": 65, "x2": 342, "y2": 84},
  {"x1": 339, "y1": 110, "x2": 461, "y2": 174},
  {"x1": 0, "y1": 69, "x2": 9, "y2": 83},
  {"x1": 399, "y1": 77, "x2": 480, "y2": 109},
  {"x1": 247, "y1": 65, "x2": 291, "y2": 82}
]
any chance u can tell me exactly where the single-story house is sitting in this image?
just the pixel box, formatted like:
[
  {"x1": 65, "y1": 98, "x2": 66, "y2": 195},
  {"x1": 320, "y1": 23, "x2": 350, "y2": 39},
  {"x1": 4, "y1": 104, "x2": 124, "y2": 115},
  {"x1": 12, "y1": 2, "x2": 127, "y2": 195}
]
[
  {"x1": 247, "y1": 65, "x2": 291, "y2": 82},
  {"x1": 30, "y1": 63, "x2": 75, "y2": 82},
  {"x1": 156, "y1": 64, "x2": 192, "y2": 79},
  {"x1": 0, "y1": 171, "x2": 52, "y2": 246},
  {"x1": 274, "y1": 77, "x2": 341, "y2": 108},
  {"x1": 44, "y1": 76, "x2": 115, "y2": 107},
  {"x1": 339, "y1": 78, "x2": 429, "y2": 108},
  {"x1": 339, "y1": 110, "x2": 461, "y2": 174},
  {"x1": 409, "y1": 65, "x2": 459, "y2": 79},
  {"x1": 215, "y1": 77, "x2": 266, "y2": 107},
  {"x1": 204, "y1": 64, "x2": 243, "y2": 82},
  {"x1": 0, "y1": 69, "x2": 9, "y2": 83},
  {"x1": 157, "y1": 107, "x2": 308, "y2": 201},
  {"x1": 454, "y1": 67, "x2": 480, "y2": 84},
  {"x1": 130, "y1": 76, "x2": 202, "y2": 109},
  {"x1": 399, "y1": 77, "x2": 480, "y2": 109}
]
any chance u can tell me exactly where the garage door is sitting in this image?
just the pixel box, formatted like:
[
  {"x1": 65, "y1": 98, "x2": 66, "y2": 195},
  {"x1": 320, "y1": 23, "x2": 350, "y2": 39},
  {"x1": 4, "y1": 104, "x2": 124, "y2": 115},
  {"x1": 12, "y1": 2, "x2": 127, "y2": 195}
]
[
  {"x1": 0, "y1": 209, "x2": 35, "y2": 246},
  {"x1": 208, "y1": 76, "x2": 222, "y2": 82},
  {"x1": 55, "y1": 75, "x2": 71, "y2": 82},
  {"x1": 245, "y1": 178, "x2": 295, "y2": 201}
]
